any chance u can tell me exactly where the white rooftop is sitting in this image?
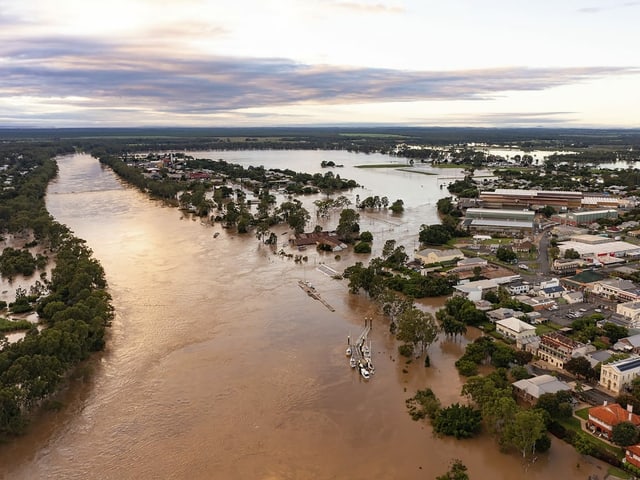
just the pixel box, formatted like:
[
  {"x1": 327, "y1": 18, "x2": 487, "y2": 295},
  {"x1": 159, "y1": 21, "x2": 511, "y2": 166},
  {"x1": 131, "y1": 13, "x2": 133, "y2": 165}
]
[
  {"x1": 496, "y1": 317, "x2": 536, "y2": 333},
  {"x1": 513, "y1": 374, "x2": 572, "y2": 399}
]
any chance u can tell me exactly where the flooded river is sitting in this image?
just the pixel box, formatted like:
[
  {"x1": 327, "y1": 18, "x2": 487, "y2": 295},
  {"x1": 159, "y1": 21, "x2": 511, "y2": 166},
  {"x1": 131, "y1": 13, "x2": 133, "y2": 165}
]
[{"x1": 0, "y1": 152, "x2": 605, "y2": 479}]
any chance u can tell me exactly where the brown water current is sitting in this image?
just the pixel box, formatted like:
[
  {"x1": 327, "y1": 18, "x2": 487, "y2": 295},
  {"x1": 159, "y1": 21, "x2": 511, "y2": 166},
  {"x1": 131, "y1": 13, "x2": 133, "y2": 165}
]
[{"x1": 0, "y1": 152, "x2": 606, "y2": 479}]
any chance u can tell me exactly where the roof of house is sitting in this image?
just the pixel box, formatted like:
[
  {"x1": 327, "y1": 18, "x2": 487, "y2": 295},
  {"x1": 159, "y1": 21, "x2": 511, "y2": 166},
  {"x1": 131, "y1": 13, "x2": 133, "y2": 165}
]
[
  {"x1": 543, "y1": 285, "x2": 565, "y2": 294},
  {"x1": 587, "y1": 350, "x2": 613, "y2": 364},
  {"x1": 589, "y1": 403, "x2": 640, "y2": 427},
  {"x1": 417, "y1": 248, "x2": 463, "y2": 259},
  {"x1": 496, "y1": 317, "x2": 536, "y2": 333},
  {"x1": 627, "y1": 444, "x2": 640, "y2": 457},
  {"x1": 564, "y1": 291, "x2": 583, "y2": 300},
  {"x1": 512, "y1": 374, "x2": 572, "y2": 399},
  {"x1": 457, "y1": 257, "x2": 487, "y2": 266},
  {"x1": 615, "y1": 334, "x2": 640, "y2": 350},
  {"x1": 487, "y1": 307, "x2": 519, "y2": 319},
  {"x1": 294, "y1": 231, "x2": 345, "y2": 248}
]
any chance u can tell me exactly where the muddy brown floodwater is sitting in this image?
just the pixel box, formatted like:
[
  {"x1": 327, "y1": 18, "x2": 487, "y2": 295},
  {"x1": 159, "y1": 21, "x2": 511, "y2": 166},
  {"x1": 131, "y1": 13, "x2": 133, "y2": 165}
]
[{"x1": 0, "y1": 152, "x2": 606, "y2": 479}]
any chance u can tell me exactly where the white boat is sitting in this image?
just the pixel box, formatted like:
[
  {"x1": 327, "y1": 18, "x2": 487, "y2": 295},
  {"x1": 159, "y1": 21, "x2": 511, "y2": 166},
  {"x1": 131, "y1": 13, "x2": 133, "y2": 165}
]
[
  {"x1": 360, "y1": 367, "x2": 370, "y2": 379},
  {"x1": 346, "y1": 346, "x2": 352, "y2": 357},
  {"x1": 350, "y1": 357, "x2": 357, "y2": 368}
]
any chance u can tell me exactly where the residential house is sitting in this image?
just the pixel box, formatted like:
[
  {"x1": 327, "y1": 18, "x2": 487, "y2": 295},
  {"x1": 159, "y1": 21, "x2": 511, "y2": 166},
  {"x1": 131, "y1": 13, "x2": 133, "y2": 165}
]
[
  {"x1": 563, "y1": 291, "x2": 584, "y2": 304},
  {"x1": 540, "y1": 285, "x2": 566, "y2": 299},
  {"x1": 512, "y1": 240, "x2": 534, "y2": 253},
  {"x1": 454, "y1": 257, "x2": 488, "y2": 271},
  {"x1": 495, "y1": 317, "x2": 537, "y2": 347},
  {"x1": 453, "y1": 275, "x2": 520, "y2": 302},
  {"x1": 613, "y1": 334, "x2": 640, "y2": 353},
  {"x1": 617, "y1": 301, "x2": 640, "y2": 328},
  {"x1": 293, "y1": 231, "x2": 347, "y2": 252},
  {"x1": 600, "y1": 356, "x2": 640, "y2": 394},
  {"x1": 487, "y1": 307, "x2": 521, "y2": 322},
  {"x1": 536, "y1": 332, "x2": 590, "y2": 369},
  {"x1": 626, "y1": 444, "x2": 640, "y2": 469},
  {"x1": 588, "y1": 402, "x2": 640, "y2": 440},
  {"x1": 516, "y1": 295, "x2": 557, "y2": 311},
  {"x1": 512, "y1": 374, "x2": 572, "y2": 404},
  {"x1": 415, "y1": 248, "x2": 464, "y2": 265}
]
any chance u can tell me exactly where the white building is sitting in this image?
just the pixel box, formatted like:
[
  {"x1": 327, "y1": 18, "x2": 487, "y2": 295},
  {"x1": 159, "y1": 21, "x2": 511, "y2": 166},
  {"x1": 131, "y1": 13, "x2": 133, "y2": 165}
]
[
  {"x1": 617, "y1": 301, "x2": 640, "y2": 328},
  {"x1": 563, "y1": 291, "x2": 584, "y2": 304},
  {"x1": 600, "y1": 356, "x2": 640, "y2": 395},
  {"x1": 454, "y1": 275, "x2": 521, "y2": 302},
  {"x1": 496, "y1": 317, "x2": 537, "y2": 345},
  {"x1": 512, "y1": 374, "x2": 572, "y2": 403},
  {"x1": 415, "y1": 248, "x2": 464, "y2": 265},
  {"x1": 592, "y1": 279, "x2": 640, "y2": 302}
]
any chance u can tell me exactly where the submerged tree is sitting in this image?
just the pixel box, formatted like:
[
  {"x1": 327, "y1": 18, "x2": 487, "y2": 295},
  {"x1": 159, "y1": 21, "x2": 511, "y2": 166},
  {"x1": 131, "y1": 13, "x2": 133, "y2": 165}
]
[
  {"x1": 396, "y1": 307, "x2": 439, "y2": 357},
  {"x1": 436, "y1": 459, "x2": 470, "y2": 480}
]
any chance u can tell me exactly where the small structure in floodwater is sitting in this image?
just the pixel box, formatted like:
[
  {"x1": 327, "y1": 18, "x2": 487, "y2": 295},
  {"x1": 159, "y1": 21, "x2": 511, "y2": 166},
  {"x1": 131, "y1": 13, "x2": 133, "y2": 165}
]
[{"x1": 346, "y1": 317, "x2": 374, "y2": 379}]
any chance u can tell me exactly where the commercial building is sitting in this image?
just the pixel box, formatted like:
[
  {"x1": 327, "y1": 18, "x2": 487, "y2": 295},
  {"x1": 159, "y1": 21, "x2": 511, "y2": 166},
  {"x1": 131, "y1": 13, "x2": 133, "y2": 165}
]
[
  {"x1": 552, "y1": 209, "x2": 618, "y2": 226},
  {"x1": 479, "y1": 189, "x2": 583, "y2": 210},
  {"x1": 495, "y1": 317, "x2": 537, "y2": 344},
  {"x1": 558, "y1": 236, "x2": 640, "y2": 259},
  {"x1": 600, "y1": 357, "x2": 640, "y2": 394},
  {"x1": 465, "y1": 208, "x2": 536, "y2": 222},
  {"x1": 463, "y1": 208, "x2": 535, "y2": 235},
  {"x1": 616, "y1": 302, "x2": 640, "y2": 328},
  {"x1": 537, "y1": 332, "x2": 591, "y2": 368},
  {"x1": 592, "y1": 278, "x2": 640, "y2": 302},
  {"x1": 479, "y1": 189, "x2": 623, "y2": 211},
  {"x1": 453, "y1": 275, "x2": 521, "y2": 302}
]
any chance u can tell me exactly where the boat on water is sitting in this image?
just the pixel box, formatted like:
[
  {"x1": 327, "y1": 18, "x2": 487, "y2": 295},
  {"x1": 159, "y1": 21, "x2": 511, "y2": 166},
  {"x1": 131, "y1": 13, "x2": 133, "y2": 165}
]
[
  {"x1": 350, "y1": 357, "x2": 357, "y2": 368},
  {"x1": 360, "y1": 367, "x2": 370, "y2": 379},
  {"x1": 346, "y1": 346, "x2": 352, "y2": 356}
]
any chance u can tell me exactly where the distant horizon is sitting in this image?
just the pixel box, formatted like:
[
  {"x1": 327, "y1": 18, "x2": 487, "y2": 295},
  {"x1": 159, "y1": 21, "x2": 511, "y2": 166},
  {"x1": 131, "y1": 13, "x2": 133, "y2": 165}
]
[{"x1": 2, "y1": 1, "x2": 639, "y2": 129}]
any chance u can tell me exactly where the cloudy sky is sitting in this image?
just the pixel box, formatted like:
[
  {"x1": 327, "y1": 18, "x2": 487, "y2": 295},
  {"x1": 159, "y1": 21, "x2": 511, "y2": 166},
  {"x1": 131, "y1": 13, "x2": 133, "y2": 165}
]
[{"x1": 1, "y1": 0, "x2": 639, "y2": 128}]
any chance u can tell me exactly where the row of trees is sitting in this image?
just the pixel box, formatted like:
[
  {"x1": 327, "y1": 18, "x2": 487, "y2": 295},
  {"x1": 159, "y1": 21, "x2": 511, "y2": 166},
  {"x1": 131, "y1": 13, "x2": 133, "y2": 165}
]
[{"x1": 0, "y1": 144, "x2": 113, "y2": 437}]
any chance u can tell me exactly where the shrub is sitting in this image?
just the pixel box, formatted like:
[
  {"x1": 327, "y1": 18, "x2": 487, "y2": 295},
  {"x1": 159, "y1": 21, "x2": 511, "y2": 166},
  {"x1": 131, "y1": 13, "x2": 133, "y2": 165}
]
[
  {"x1": 398, "y1": 344, "x2": 414, "y2": 358},
  {"x1": 354, "y1": 241, "x2": 372, "y2": 254}
]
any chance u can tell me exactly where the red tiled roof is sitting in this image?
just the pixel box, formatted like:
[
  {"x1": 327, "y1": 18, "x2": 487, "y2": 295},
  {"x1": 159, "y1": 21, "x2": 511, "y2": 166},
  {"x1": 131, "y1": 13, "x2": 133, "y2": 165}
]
[
  {"x1": 627, "y1": 444, "x2": 640, "y2": 457},
  {"x1": 589, "y1": 403, "x2": 640, "y2": 427}
]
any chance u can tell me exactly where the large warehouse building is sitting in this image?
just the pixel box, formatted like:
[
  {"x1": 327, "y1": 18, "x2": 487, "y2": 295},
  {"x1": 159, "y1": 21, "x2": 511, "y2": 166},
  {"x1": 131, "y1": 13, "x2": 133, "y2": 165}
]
[
  {"x1": 552, "y1": 209, "x2": 618, "y2": 226},
  {"x1": 479, "y1": 189, "x2": 623, "y2": 211},
  {"x1": 463, "y1": 208, "x2": 535, "y2": 235}
]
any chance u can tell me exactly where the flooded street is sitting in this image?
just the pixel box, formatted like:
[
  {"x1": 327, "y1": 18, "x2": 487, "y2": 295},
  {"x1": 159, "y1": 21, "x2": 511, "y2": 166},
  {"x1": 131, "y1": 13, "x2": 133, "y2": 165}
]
[{"x1": 0, "y1": 152, "x2": 604, "y2": 479}]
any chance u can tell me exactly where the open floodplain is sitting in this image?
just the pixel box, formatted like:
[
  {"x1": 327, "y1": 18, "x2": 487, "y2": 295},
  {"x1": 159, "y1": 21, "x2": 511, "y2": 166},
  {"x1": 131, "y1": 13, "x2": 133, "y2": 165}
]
[{"x1": 0, "y1": 151, "x2": 607, "y2": 479}]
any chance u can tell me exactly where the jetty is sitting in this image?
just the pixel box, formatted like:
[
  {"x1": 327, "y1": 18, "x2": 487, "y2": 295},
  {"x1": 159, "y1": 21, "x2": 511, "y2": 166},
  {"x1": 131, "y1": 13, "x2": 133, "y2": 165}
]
[
  {"x1": 346, "y1": 317, "x2": 374, "y2": 379},
  {"x1": 298, "y1": 280, "x2": 335, "y2": 312}
]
